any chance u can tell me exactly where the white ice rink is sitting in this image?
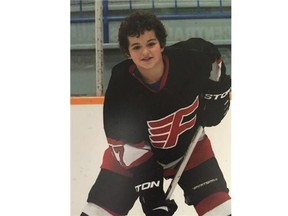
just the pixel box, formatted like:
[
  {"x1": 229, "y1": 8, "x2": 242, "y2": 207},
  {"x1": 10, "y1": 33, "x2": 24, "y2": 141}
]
[{"x1": 71, "y1": 104, "x2": 231, "y2": 216}]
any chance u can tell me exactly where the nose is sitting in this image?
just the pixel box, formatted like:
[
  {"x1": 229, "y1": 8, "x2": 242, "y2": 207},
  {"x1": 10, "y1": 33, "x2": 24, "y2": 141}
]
[{"x1": 142, "y1": 48, "x2": 150, "y2": 56}]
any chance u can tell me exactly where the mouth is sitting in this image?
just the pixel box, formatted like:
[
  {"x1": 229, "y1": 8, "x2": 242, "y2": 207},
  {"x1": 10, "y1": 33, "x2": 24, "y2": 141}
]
[{"x1": 141, "y1": 57, "x2": 153, "y2": 62}]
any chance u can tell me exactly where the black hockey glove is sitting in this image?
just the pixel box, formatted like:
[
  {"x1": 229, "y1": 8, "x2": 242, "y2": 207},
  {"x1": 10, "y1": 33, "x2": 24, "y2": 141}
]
[
  {"x1": 199, "y1": 75, "x2": 231, "y2": 127},
  {"x1": 131, "y1": 157, "x2": 178, "y2": 216}
]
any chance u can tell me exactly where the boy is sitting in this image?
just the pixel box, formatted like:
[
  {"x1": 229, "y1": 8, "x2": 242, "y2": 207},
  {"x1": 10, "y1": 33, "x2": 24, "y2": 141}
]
[{"x1": 81, "y1": 11, "x2": 231, "y2": 216}]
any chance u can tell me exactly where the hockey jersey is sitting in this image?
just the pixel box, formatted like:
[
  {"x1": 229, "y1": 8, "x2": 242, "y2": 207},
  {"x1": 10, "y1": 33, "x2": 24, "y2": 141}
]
[{"x1": 103, "y1": 38, "x2": 228, "y2": 170}]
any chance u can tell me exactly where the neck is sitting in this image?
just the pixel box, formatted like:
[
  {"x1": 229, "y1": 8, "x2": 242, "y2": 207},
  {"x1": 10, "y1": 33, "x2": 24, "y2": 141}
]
[{"x1": 137, "y1": 61, "x2": 164, "y2": 84}]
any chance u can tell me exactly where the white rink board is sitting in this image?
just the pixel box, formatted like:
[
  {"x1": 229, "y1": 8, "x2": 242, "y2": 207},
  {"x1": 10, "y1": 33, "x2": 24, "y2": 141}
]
[{"x1": 71, "y1": 104, "x2": 231, "y2": 216}]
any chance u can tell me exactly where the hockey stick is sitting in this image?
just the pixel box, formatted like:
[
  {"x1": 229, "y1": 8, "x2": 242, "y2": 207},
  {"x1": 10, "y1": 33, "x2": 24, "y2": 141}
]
[{"x1": 165, "y1": 125, "x2": 204, "y2": 200}]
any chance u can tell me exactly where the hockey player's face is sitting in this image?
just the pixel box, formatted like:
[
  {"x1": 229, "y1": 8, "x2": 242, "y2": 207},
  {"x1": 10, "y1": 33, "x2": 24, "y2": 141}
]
[{"x1": 127, "y1": 30, "x2": 164, "y2": 71}]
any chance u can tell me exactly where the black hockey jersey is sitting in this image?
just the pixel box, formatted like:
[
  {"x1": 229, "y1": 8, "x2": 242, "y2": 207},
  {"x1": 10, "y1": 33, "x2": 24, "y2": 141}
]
[{"x1": 103, "y1": 38, "x2": 228, "y2": 169}]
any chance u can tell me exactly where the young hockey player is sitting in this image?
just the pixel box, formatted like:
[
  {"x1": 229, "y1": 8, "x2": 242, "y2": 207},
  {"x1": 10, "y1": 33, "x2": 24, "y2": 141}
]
[{"x1": 81, "y1": 11, "x2": 231, "y2": 216}]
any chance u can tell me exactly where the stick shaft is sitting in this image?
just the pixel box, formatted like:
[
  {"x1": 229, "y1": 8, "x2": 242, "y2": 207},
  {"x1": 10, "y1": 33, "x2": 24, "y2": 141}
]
[{"x1": 166, "y1": 126, "x2": 204, "y2": 200}]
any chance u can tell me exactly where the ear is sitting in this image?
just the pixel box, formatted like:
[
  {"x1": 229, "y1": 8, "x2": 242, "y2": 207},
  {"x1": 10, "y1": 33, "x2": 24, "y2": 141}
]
[
  {"x1": 161, "y1": 47, "x2": 165, "y2": 52},
  {"x1": 125, "y1": 51, "x2": 131, "y2": 59}
]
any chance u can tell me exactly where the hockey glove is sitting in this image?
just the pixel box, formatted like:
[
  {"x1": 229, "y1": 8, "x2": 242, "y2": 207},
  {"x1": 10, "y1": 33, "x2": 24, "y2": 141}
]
[
  {"x1": 131, "y1": 157, "x2": 178, "y2": 216},
  {"x1": 200, "y1": 75, "x2": 231, "y2": 127}
]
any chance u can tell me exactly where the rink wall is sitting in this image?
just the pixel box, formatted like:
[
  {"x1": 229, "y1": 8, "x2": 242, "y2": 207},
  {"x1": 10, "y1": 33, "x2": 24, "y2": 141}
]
[
  {"x1": 70, "y1": 96, "x2": 105, "y2": 105},
  {"x1": 71, "y1": 96, "x2": 231, "y2": 216}
]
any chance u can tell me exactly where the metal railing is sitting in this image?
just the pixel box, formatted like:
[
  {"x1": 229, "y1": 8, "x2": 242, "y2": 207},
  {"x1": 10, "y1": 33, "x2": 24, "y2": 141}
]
[{"x1": 71, "y1": 0, "x2": 231, "y2": 43}]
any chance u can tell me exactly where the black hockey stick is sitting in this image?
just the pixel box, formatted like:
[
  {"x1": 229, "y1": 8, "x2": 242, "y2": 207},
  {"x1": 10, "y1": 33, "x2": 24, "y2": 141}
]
[{"x1": 165, "y1": 126, "x2": 204, "y2": 200}]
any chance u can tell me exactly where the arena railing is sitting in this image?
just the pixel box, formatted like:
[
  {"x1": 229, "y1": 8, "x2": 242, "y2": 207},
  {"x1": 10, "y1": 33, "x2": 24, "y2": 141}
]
[{"x1": 71, "y1": 0, "x2": 231, "y2": 43}]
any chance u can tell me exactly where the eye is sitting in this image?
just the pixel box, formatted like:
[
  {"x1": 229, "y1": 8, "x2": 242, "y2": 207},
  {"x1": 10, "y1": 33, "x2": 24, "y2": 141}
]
[
  {"x1": 147, "y1": 42, "x2": 156, "y2": 48},
  {"x1": 132, "y1": 45, "x2": 141, "y2": 50}
]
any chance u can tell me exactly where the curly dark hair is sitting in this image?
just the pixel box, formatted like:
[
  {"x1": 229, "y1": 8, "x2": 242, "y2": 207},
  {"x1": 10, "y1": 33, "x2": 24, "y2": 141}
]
[{"x1": 118, "y1": 11, "x2": 168, "y2": 56}]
